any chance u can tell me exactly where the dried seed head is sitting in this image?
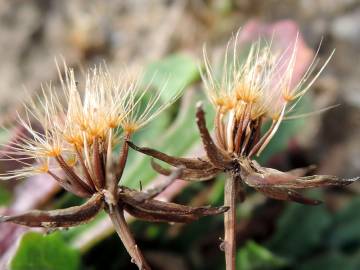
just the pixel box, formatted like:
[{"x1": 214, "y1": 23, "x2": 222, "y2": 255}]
[
  {"x1": 0, "y1": 61, "x2": 177, "y2": 188},
  {"x1": 201, "y1": 31, "x2": 333, "y2": 157}
]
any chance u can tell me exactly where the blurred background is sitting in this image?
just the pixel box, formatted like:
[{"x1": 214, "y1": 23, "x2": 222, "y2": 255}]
[{"x1": 0, "y1": 0, "x2": 360, "y2": 269}]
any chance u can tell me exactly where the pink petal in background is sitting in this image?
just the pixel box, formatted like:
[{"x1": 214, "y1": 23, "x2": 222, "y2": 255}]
[{"x1": 238, "y1": 19, "x2": 314, "y2": 89}]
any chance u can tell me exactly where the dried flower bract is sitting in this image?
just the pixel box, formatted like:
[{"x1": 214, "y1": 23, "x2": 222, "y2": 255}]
[
  {"x1": 129, "y1": 31, "x2": 360, "y2": 270},
  {"x1": 0, "y1": 62, "x2": 227, "y2": 270}
]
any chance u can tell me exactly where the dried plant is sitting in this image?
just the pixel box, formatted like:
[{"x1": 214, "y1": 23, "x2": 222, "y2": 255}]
[
  {"x1": 0, "y1": 63, "x2": 228, "y2": 270},
  {"x1": 128, "y1": 33, "x2": 360, "y2": 270}
]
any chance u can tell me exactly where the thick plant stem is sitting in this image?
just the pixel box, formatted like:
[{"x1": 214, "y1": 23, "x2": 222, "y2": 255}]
[
  {"x1": 108, "y1": 206, "x2": 151, "y2": 270},
  {"x1": 224, "y1": 175, "x2": 237, "y2": 270}
]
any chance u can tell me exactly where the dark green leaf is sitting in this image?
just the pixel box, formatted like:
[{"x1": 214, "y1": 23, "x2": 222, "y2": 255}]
[{"x1": 267, "y1": 197, "x2": 332, "y2": 259}]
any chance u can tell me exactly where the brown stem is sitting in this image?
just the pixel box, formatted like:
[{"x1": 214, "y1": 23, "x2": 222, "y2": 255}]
[
  {"x1": 224, "y1": 175, "x2": 237, "y2": 270},
  {"x1": 108, "y1": 205, "x2": 151, "y2": 270}
]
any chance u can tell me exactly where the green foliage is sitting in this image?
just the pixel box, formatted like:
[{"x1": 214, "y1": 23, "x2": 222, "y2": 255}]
[
  {"x1": 237, "y1": 241, "x2": 287, "y2": 270},
  {"x1": 10, "y1": 232, "x2": 80, "y2": 270},
  {"x1": 264, "y1": 195, "x2": 360, "y2": 269},
  {"x1": 267, "y1": 196, "x2": 332, "y2": 259}
]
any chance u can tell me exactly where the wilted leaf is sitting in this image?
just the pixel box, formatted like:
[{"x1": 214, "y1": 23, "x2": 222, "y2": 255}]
[{"x1": 10, "y1": 232, "x2": 80, "y2": 270}]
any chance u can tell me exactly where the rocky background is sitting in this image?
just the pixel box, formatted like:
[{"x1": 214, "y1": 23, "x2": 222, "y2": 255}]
[{"x1": 0, "y1": 1, "x2": 359, "y2": 270}]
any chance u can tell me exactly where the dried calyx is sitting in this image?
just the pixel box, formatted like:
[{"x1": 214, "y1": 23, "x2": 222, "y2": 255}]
[
  {"x1": 0, "y1": 63, "x2": 227, "y2": 270},
  {"x1": 129, "y1": 33, "x2": 358, "y2": 205},
  {"x1": 129, "y1": 103, "x2": 359, "y2": 205},
  {"x1": 128, "y1": 32, "x2": 359, "y2": 270}
]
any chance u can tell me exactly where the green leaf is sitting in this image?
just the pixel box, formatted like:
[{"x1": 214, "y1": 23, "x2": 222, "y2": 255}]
[
  {"x1": 10, "y1": 232, "x2": 80, "y2": 270},
  {"x1": 237, "y1": 241, "x2": 287, "y2": 270},
  {"x1": 267, "y1": 198, "x2": 332, "y2": 259},
  {"x1": 143, "y1": 53, "x2": 200, "y2": 102}
]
